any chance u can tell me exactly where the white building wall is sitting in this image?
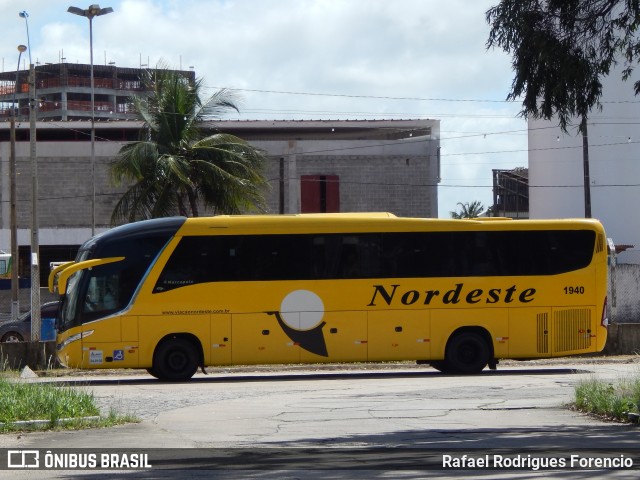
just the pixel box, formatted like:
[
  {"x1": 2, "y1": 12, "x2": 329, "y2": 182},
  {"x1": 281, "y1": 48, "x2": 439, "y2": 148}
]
[
  {"x1": 612, "y1": 264, "x2": 640, "y2": 323},
  {"x1": 252, "y1": 135, "x2": 439, "y2": 218},
  {"x1": 529, "y1": 71, "x2": 640, "y2": 263}
]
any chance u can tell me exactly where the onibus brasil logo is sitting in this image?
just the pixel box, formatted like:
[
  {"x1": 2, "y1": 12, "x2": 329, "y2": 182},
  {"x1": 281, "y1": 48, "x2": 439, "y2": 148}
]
[{"x1": 267, "y1": 290, "x2": 328, "y2": 357}]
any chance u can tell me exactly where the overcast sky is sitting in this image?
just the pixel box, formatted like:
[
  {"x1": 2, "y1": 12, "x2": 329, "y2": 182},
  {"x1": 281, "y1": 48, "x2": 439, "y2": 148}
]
[{"x1": 1, "y1": 0, "x2": 528, "y2": 218}]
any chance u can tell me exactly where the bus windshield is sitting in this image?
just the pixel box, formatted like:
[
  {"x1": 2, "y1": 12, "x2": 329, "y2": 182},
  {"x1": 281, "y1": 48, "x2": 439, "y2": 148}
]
[
  {"x1": 58, "y1": 221, "x2": 182, "y2": 333},
  {"x1": 58, "y1": 249, "x2": 89, "y2": 332}
]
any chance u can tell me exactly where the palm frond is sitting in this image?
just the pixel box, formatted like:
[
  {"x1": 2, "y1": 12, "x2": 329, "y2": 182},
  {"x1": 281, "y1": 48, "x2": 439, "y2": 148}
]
[{"x1": 110, "y1": 64, "x2": 268, "y2": 221}]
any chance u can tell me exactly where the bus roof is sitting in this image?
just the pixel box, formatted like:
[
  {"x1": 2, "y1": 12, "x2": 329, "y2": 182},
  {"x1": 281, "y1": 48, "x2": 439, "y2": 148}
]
[
  {"x1": 80, "y1": 217, "x2": 187, "y2": 253},
  {"x1": 175, "y1": 213, "x2": 605, "y2": 236}
]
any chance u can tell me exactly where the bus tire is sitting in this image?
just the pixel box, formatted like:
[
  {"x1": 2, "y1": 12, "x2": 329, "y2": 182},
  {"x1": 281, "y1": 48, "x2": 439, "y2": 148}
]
[
  {"x1": 445, "y1": 331, "x2": 490, "y2": 374},
  {"x1": 152, "y1": 338, "x2": 199, "y2": 381}
]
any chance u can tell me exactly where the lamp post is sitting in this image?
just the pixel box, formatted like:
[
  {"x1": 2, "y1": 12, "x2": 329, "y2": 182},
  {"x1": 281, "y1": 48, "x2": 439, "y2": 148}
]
[
  {"x1": 18, "y1": 12, "x2": 32, "y2": 63},
  {"x1": 67, "y1": 4, "x2": 114, "y2": 236},
  {"x1": 9, "y1": 45, "x2": 27, "y2": 322}
]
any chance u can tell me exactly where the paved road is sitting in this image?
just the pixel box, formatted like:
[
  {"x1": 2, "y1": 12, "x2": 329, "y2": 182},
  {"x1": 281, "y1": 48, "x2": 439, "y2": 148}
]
[{"x1": 1, "y1": 359, "x2": 639, "y2": 478}]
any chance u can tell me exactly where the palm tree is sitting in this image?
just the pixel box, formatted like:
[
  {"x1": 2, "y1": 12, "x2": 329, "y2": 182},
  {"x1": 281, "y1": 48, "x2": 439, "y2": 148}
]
[
  {"x1": 110, "y1": 65, "x2": 268, "y2": 223},
  {"x1": 450, "y1": 201, "x2": 485, "y2": 219}
]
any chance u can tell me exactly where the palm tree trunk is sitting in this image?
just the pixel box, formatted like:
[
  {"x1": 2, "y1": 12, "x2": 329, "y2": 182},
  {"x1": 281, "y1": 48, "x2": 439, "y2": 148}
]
[
  {"x1": 187, "y1": 189, "x2": 199, "y2": 217},
  {"x1": 177, "y1": 196, "x2": 188, "y2": 217}
]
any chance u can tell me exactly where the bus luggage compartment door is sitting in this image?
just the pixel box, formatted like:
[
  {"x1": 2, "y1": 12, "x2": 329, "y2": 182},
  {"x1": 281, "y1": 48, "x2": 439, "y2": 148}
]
[
  {"x1": 301, "y1": 311, "x2": 367, "y2": 363},
  {"x1": 210, "y1": 314, "x2": 232, "y2": 365},
  {"x1": 367, "y1": 310, "x2": 430, "y2": 361},
  {"x1": 232, "y1": 313, "x2": 300, "y2": 365},
  {"x1": 508, "y1": 307, "x2": 551, "y2": 358}
]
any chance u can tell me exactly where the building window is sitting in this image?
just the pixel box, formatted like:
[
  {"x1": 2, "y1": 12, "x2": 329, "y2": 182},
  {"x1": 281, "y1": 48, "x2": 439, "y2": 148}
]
[{"x1": 301, "y1": 175, "x2": 340, "y2": 213}]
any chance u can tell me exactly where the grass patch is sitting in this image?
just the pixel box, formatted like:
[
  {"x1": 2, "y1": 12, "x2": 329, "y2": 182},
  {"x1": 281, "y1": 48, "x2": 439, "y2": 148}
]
[
  {"x1": 0, "y1": 378, "x2": 138, "y2": 433},
  {"x1": 574, "y1": 374, "x2": 640, "y2": 422}
]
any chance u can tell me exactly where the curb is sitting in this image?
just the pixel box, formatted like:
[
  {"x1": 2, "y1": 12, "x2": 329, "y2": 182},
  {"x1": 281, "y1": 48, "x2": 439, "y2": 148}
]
[{"x1": 0, "y1": 416, "x2": 101, "y2": 429}]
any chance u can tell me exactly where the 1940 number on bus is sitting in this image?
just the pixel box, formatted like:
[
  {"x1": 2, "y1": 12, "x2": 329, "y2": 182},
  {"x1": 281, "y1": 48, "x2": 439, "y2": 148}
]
[{"x1": 564, "y1": 286, "x2": 585, "y2": 294}]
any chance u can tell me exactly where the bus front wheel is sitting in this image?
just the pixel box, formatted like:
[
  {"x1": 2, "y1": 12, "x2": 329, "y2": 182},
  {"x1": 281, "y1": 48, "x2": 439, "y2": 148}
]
[
  {"x1": 444, "y1": 331, "x2": 490, "y2": 374},
  {"x1": 152, "y1": 338, "x2": 199, "y2": 381}
]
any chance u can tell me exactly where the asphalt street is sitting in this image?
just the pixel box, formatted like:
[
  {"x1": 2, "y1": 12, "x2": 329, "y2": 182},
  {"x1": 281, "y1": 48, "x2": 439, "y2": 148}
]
[{"x1": 1, "y1": 358, "x2": 639, "y2": 479}]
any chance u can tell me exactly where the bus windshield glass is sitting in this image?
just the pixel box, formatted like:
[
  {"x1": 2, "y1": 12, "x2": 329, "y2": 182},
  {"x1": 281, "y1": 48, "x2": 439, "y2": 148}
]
[
  {"x1": 58, "y1": 230, "x2": 178, "y2": 332},
  {"x1": 59, "y1": 249, "x2": 89, "y2": 332}
]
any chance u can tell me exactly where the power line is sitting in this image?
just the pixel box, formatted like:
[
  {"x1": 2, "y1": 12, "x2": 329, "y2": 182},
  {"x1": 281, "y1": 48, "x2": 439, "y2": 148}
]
[
  {"x1": 4, "y1": 123, "x2": 639, "y2": 169},
  {"x1": 204, "y1": 86, "x2": 514, "y2": 104},
  {"x1": 203, "y1": 84, "x2": 640, "y2": 108},
  {"x1": 235, "y1": 108, "x2": 520, "y2": 120},
  {"x1": 3, "y1": 178, "x2": 640, "y2": 207}
]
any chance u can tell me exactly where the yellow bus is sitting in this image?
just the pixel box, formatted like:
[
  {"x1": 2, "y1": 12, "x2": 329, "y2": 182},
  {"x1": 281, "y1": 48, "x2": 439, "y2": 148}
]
[
  {"x1": 0, "y1": 251, "x2": 11, "y2": 282},
  {"x1": 50, "y1": 213, "x2": 609, "y2": 380},
  {"x1": 0, "y1": 251, "x2": 29, "y2": 290}
]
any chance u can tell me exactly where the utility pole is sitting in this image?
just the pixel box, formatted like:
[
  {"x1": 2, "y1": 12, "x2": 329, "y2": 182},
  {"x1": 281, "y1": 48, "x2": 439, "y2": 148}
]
[
  {"x1": 10, "y1": 45, "x2": 27, "y2": 322},
  {"x1": 20, "y1": 10, "x2": 40, "y2": 343},
  {"x1": 581, "y1": 116, "x2": 592, "y2": 218},
  {"x1": 29, "y1": 63, "x2": 40, "y2": 341},
  {"x1": 9, "y1": 109, "x2": 19, "y2": 322}
]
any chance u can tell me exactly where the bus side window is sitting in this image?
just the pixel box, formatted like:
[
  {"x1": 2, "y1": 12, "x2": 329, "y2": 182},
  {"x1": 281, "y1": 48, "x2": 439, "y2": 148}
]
[
  {"x1": 340, "y1": 245, "x2": 359, "y2": 278},
  {"x1": 314, "y1": 235, "x2": 342, "y2": 279},
  {"x1": 311, "y1": 236, "x2": 327, "y2": 278},
  {"x1": 155, "y1": 238, "x2": 202, "y2": 290},
  {"x1": 467, "y1": 232, "x2": 497, "y2": 276}
]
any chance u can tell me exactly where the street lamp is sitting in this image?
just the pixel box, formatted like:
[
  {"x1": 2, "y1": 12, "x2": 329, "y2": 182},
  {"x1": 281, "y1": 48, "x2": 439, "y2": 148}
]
[
  {"x1": 9, "y1": 45, "x2": 27, "y2": 322},
  {"x1": 18, "y1": 12, "x2": 32, "y2": 64},
  {"x1": 67, "y1": 4, "x2": 114, "y2": 236}
]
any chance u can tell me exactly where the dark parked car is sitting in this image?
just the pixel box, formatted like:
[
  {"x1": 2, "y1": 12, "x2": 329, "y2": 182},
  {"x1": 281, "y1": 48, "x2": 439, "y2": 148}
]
[{"x1": 0, "y1": 301, "x2": 60, "y2": 342}]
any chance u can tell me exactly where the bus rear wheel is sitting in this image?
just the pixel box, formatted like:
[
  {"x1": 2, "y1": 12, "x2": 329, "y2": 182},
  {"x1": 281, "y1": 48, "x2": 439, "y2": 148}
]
[
  {"x1": 444, "y1": 331, "x2": 490, "y2": 374},
  {"x1": 152, "y1": 338, "x2": 198, "y2": 381}
]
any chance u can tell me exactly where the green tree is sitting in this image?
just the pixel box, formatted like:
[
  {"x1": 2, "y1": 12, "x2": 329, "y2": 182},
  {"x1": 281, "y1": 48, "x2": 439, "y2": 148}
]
[
  {"x1": 110, "y1": 66, "x2": 268, "y2": 223},
  {"x1": 450, "y1": 201, "x2": 485, "y2": 219},
  {"x1": 486, "y1": 0, "x2": 640, "y2": 131}
]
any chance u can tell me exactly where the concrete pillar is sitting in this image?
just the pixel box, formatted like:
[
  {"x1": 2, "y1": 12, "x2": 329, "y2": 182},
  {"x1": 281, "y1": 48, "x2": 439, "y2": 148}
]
[{"x1": 287, "y1": 140, "x2": 298, "y2": 213}]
